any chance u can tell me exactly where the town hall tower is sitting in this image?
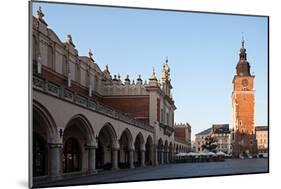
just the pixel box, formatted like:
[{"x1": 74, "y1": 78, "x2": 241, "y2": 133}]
[{"x1": 232, "y1": 38, "x2": 257, "y2": 157}]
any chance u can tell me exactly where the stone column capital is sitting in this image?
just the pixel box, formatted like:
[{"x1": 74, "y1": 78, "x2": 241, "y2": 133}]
[
  {"x1": 112, "y1": 147, "x2": 120, "y2": 151},
  {"x1": 48, "y1": 143, "x2": 63, "y2": 149},
  {"x1": 128, "y1": 146, "x2": 135, "y2": 152},
  {"x1": 85, "y1": 145, "x2": 97, "y2": 150}
]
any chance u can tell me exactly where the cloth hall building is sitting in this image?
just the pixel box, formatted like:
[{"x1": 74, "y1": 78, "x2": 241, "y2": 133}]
[{"x1": 31, "y1": 7, "x2": 190, "y2": 183}]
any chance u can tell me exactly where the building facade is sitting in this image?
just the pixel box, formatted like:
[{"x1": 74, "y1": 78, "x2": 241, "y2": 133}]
[
  {"x1": 211, "y1": 124, "x2": 232, "y2": 154},
  {"x1": 31, "y1": 7, "x2": 189, "y2": 183},
  {"x1": 174, "y1": 123, "x2": 192, "y2": 152},
  {"x1": 255, "y1": 126, "x2": 268, "y2": 154},
  {"x1": 231, "y1": 38, "x2": 258, "y2": 157},
  {"x1": 195, "y1": 124, "x2": 232, "y2": 154},
  {"x1": 195, "y1": 128, "x2": 212, "y2": 152}
]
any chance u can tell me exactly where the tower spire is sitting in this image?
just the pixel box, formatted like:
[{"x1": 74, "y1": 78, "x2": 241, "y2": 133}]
[{"x1": 236, "y1": 34, "x2": 251, "y2": 76}]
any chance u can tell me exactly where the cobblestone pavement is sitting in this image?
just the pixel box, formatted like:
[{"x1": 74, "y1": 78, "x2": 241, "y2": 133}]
[{"x1": 37, "y1": 158, "x2": 268, "y2": 188}]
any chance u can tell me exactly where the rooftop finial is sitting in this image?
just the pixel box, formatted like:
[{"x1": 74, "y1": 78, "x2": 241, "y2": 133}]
[
  {"x1": 162, "y1": 57, "x2": 170, "y2": 81},
  {"x1": 88, "y1": 49, "x2": 93, "y2": 58},
  {"x1": 149, "y1": 67, "x2": 157, "y2": 80},
  {"x1": 36, "y1": 6, "x2": 44, "y2": 20},
  {"x1": 66, "y1": 34, "x2": 74, "y2": 46}
]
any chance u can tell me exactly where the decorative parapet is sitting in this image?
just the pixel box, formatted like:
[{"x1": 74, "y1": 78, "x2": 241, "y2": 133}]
[{"x1": 33, "y1": 75, "x2": 154, "y2": 133}]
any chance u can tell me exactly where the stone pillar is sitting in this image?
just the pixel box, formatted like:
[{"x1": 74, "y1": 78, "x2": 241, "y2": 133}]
[
  {"x1": 49, "y1": 143, "x2": 62, "y2": 178},
  {"x1": 141, "y1": 149, "x2": 146, "y2": 167},
  {"x1": 87, "y1": 146, "x2": 97, "y2": 174},
  {"x1": 129, "y1": 149, "x2": 135, "y2": 168},
  {"x1": 112, "y1": 147, "x2": 119, "y2": 170},
  {"x1": 166, "y1": 149, "x2": 170, "y2": 164},
  {"x1": 154, "y1": 144, "x2": 158, "y2": 166},
  {"x1": 173, "y1": 149, "x2": 177, "y2": 162},
  {"x1": 161, "y1": 149, "x2": 164, "y2": 164}
]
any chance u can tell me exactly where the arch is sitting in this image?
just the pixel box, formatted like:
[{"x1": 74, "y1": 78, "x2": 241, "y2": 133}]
[
  {"x1": 63, "y1": 137, "x2": 81, "y2": 173},
  {"x1": 164, "y1": 140, "x2": 169, "y2": 163},
  {"x1": 65, "y1": 114, "x2": 96, "y2": 145},
  {"x1": 119, "y1": 128, "x2": 134, "y2": 168},
  {"x1": 157, "y1": 138, "x2": 164, "y2": 164},
  {"x1": 33, "y1": 100, "x2": 58, "y2": 142},
  {"x1": 145, "y1": 135, "x2": 153, "y2": 165},
  {"x1": 135, "y1": 132, "x2": 145, "y2": 146},
  {"x1": 96, "y1": 123, "x2": 118, "y2": 170},
  {"x1": 134, "y1": 132, "x2": 145, "y2": 167},
  {"x1": 63, "y1": 115, "x2": 96, "y2": 173},
  {"x1": 120, "y1": 128, "x2": 133, "y2": 147},
  {"x1": 98, "y1": 122, "x2": 117, "y2": 141},
  {"x1": 164, "y1": 140, "x2": 169, "y2": 149},
  {"x1": 32, "y1": 100, "x2": 59, "y2": 178},
  {"x1": 169, "y1": 142, "x2": 173, "y2": 162}
]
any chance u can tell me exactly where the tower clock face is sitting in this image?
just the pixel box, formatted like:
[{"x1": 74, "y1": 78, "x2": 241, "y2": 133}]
[{"x1": 242, "y1": 79, "x2": 248, "y2": 86}]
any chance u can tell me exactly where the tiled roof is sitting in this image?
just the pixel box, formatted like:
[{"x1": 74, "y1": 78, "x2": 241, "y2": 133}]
[
  {"x1": 212, "y1": 124, "x2": 230, "y2": 134},
  {"x1": 195, "y1": 128, "x2": 212, "y2": 136}
]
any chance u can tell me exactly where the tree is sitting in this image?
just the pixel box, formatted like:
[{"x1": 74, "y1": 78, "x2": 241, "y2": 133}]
[{"x1": 202, "y1": 136, "x2": 217, "y2": 152}]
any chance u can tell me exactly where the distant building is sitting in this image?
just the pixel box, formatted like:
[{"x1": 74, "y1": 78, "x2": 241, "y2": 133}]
[
  {"x1": 174, "y1": 123, "x2": 192, "y2": 152},
  {"x1": 212, "y1": 124, "x2": 232, "y2": 154},
  {"x1": 191, "y1": 140, "x2": 196, "y2": 152},
  {"x1": 255, "y1": 126, "x2": 268, "y2": 154},
  {"x1": 195, "y1": 128, "x2": 212, "y2": 152}
]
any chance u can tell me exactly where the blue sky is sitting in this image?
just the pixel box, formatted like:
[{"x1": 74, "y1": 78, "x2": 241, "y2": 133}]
[{"x1": 32, "y1": 2, "x2": 268, "y2": 139}]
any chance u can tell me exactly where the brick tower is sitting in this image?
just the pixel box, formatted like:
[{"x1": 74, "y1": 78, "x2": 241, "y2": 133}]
[{"x1": 232, "y1": 38, "x2": 258, "y2": 158}]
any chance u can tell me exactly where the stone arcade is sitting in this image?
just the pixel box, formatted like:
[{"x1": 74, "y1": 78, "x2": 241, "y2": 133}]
[{"x1": 32, "y1": 7, "x2": 190, "y2": 183}]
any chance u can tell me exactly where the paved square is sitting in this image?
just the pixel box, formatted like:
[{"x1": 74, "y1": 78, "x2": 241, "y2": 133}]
[{"x1": 37, "y1": 158, "x2": 268, "y2": 188}]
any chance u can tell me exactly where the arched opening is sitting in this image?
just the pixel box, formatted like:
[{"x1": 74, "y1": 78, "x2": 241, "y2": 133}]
[
  {"x1": 119, "y1": 129, "x2": 133, "y2": 169},
  {"x1": 134, "y1": 133, "x2": 144, "y2": 167},
  {"x1": 33, "y1": 103, "x2": 55, "y2": 177},
  {"x1": 33, "y1": 133, "x2": 48, "y2": 177},
  {"x1": 63, "y1": 115, "x2": 95, "y2": 173},
  {"x1": 164, "y1": 141, "x2": 169, "y2": 163},
  {"x1": 145, "y1": 136, "x2": 153, "y2": 166},
  {"x1": 96, "y1": 124, "x2": 117, "y2": 170},
  {"x1": 157, "y1": 139, "x2": 163, "y2": 164},
  {"x1": 96, "y1": 140, "x2": 104, "y2": 169},
  {"x1": 63, "y1": 137, "x2": 81, "y2": 173},
  {"x1": 169, "y1": 142, "x2": 173, "y2": 162}
]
